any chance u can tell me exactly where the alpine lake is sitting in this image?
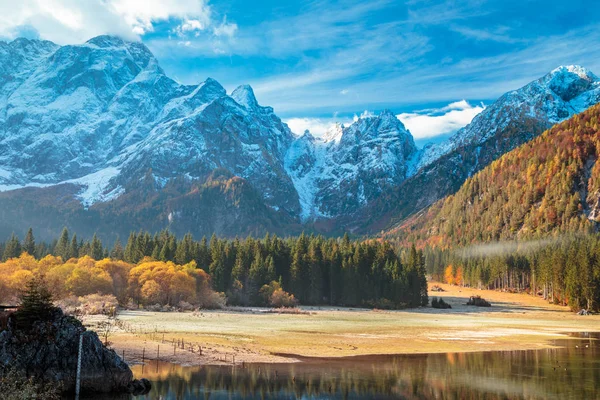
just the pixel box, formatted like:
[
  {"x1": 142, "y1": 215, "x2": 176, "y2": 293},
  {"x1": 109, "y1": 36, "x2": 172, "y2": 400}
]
[{"x1": 93, "y1": 332, "x2": 600, "y2": 400}]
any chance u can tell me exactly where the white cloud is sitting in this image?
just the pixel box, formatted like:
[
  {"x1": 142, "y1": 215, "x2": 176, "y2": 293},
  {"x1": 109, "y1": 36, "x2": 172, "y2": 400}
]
[
  {"x1": 398, "y1": 100, "x2": 485, "y2": 139},
  {"x1": 443, "y1": 100, "x2": 471, "y2": 111},
  {"x1": 0, "y1": 0, "x2": 218, "y2": 44}
]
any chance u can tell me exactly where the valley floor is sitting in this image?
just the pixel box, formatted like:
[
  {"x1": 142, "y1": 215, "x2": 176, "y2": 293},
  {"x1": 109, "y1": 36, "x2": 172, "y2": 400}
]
[{"x1": 92, "y1": 282, "x2": 600, "y2": 366}]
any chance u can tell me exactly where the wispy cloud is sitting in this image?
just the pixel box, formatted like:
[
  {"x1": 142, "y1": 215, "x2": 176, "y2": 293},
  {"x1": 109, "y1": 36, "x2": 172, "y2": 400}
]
[
  {"x1": 451, "y1": 25, "x2": 525, "y2": 44},
  {"x1": 212, "y1": 16, "x2": 237, "y2": 38},
  {"x1": 455, "y1": 237, "x2": 570, "y2": 259}
]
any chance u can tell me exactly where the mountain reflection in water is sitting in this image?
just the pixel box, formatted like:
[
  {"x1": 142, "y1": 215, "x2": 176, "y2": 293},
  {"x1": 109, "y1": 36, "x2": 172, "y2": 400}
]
[{"x1": 126, "y1": 333, "x2": 599, "y2": 400}]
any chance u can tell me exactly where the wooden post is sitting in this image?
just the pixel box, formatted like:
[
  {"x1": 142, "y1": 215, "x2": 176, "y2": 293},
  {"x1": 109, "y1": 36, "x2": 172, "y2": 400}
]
[
  {"x1": 122, "y1": 349, "x2": 125, "y2": 362},
  {"x1": 75, "y1": 334, "x2": 83, "y2": 400},
  {"x1": 142, "y1": 347, "x2": 145, "y2": 363},
  {"x1": 157, "y1": 345, "x2": 160, "y2": 360}
]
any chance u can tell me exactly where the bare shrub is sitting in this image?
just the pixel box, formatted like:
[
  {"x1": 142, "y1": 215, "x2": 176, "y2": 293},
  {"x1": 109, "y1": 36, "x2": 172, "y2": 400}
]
[
  {"x1": 466, "y1": 296, "x2": 491, "y2": 307},
  {"x1": 270, "y1": 288, "x2": 298, "y2": 308},
  {"x1": 177, "y1": 301, "x2": 195, "y2": 311},
  {"x1": 431, "y1": 297, "x2": 452, "y2": 309},
  {"x1": 56, "y1": 294, "x2": 118, "y2": 316},
  {"x1": 96, "y1": 318, "x2": 118, "y2": 346},
  {"x1": 146, "y1": 304, "x2": 162, "y2": 312},
  {"x1": 198, "y1": 291, "x2": 226, "y2": 309}
]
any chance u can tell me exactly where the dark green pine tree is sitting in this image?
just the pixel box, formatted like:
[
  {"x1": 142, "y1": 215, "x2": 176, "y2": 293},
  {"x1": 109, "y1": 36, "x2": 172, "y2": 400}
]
[
  {"x1": 91, "y1": 234, "x2": 104, "y2": 260},
  {"x1": 111, "y1": 237, "x2": 125, "y2": 260},
  {"x1": 290, "y1": 234, "x2": 310, "y2": 303},
  {"x1": 151, "y1": 244, "x2": 161, "y2": 260},
  {"x1": 2, "y1": 233, "x2": 22, "y2": 261},
  {"x1": 197, "y1": 236, "x2": 210, "y2": 271},
  {"x1": 159, "y1": 236, "x2": 176, "y2": 261},
  {"x1": 16, "y1": 278, "x2": 55, "y2": 330},
  {"x1": 22, "y1": 228, "x2": 36, "y2": 256},
  {"x1": 416, "y1": 247, "x2": 429, "y2": 306},
  {"x1": 124, "y1": 232, "x2": 138, "y2": 263},
  {"x1": 54, "y1": 227, "x2": 70, "y2": 260},
  {"x1": 70, "y1": 234, "x2": 80, "y2": 259},
  {"x1": 175, "y1": 233, "x2": 194, "y2": 265},
  {"x1": 79, "y1": 240, "x2": 92, "y2": 258}
]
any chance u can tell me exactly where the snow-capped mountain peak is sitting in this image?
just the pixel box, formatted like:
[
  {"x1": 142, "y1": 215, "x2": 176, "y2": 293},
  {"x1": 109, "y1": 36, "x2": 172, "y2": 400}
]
[
  {"x1": 231, "y1": 84, "x2": 259, "y2": 110},
  {"x1": 543, "y1": 65, "x2": 598, "y2": 102},
  {"x1": 322, "y1": 123, "x2": 344, "y2": 143},
  {"x1": 86, "y1": 34, "x2": 128, "y2": 48},
  {"x1": 412, "y1": 64, "x2": 600, "y2": 175},
  {"x1": 0, "y1": 35, "x2": 301, "y2": 214},
  {"x1": 190, "y1": 78, "x2": 227, "y2": 103},
  {"x1": 285, "y1": 109, "x2": 418, "y2": 220}
]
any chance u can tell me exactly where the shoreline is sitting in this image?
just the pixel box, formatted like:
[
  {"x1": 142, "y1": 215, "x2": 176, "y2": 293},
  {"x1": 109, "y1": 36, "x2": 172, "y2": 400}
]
[
  {"x1": 115, "y1": 329, "x2": 599, "y2": 369},
  {"x1": 89, "y1": 282, "x2": 600, "y2": 367}
]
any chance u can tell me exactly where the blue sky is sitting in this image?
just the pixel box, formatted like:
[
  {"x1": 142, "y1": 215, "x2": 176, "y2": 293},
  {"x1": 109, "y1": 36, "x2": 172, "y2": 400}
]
[{"x1": 1, "y1": 0, "x2": 599, "y2": 143}]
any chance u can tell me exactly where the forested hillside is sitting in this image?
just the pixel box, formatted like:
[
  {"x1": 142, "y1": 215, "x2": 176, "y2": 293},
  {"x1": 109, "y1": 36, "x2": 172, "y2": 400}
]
[
  {"x1": 0, "y1": 170, "x2": 301, "y2": 241},
  {"x1": 385, "y1": 104, "x2": 600, "y2": 312},
  {"x1": 0, "y1": 229, "x2": 428, "y2": 309},
  {"x1": 391, "y1": 103, "x2": 600, "y2": 247}
]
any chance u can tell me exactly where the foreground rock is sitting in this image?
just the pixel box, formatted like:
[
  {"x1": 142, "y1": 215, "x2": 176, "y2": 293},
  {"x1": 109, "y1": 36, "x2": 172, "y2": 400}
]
[{"x1": 0, "y1": 308, "x2": 150, "y2": 395}]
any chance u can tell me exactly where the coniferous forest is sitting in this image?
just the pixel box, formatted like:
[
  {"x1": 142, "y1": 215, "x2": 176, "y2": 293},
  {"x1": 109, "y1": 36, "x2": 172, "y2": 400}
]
[
  {"x1": 423, "y1": 234, "x2": 600, "y2": 312},
  {"x1": 0, "y1": 228, "x2": 428, "y2": 309}
]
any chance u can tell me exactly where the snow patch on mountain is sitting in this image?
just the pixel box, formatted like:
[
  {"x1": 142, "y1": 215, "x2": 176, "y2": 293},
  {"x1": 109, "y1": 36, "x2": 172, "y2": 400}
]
[{"x1": 63, "y1": 167, "x2": 122, "y2": 207}]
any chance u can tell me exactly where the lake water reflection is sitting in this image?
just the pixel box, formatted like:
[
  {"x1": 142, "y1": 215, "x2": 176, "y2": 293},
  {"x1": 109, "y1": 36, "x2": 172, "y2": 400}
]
[{"x1": 128, "y1": 333, "x2": 599, "y2": 400}]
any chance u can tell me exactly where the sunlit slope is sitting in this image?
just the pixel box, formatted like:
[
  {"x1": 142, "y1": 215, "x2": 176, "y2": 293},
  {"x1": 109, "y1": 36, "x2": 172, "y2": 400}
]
[{"x1": 387, "y1": 103, "x2": 600, "y2": 247}]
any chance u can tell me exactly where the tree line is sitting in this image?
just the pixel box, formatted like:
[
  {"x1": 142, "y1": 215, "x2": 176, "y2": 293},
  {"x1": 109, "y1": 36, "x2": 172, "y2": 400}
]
[
  {"x1": 0, "y1": 228, "x2": 428, "y2": 309},
  {"x1": 424, "y1": 234, "x2": 600, "y2": 311}
]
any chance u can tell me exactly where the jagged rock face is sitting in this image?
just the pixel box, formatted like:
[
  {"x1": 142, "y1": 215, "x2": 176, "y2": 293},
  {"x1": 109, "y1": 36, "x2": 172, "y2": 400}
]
[
  {"x1": 285, "y1": 111, "x2": 417, "y2": 219},
  {"x1": 0, "y1": 35, "x2": 299, "y2": 216},
  {"x1": 0, "y1": 36, "x2": 156, "y2": 181},
  {"x1": 0, "y1": 308, "x2": 147, "y2": 394}
]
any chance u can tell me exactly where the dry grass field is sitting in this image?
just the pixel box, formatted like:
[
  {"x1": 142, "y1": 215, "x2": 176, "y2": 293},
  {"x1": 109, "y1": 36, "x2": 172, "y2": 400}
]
[{"x1": 94, "y1": 282, "x2": 600, "y2": 366}]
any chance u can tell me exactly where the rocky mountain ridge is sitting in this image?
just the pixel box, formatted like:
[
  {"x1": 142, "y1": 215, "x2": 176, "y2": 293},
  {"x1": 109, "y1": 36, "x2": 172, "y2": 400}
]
[{"x1": 0, "y1": 35, "x2": 599, "y2": 239}]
